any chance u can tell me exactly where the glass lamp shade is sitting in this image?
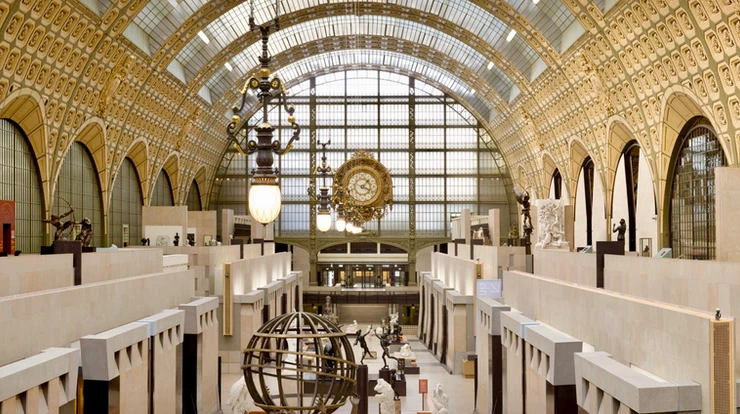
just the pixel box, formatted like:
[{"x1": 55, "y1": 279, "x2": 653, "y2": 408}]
[
  {"x1": 352, "y1": 226, "x2": 362, "y2": 234},
  {"x1": 346, "y1": 222, "x2": 355, "y2": 232},
  {"x1": 316, "y1": 211, "x2": 332, "y2": 232},
  {"x1": 335, "y1": 216, "x2": 346, "y2": 232},
  {"x1": 248, "y1": 184, "x2": 282, "y2": 224}
]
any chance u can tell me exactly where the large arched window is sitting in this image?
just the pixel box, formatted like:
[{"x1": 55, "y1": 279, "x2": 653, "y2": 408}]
[
  {"x1": 55, "y1": 142, "x2": 104, "y2": 247},
  {"x1": 109, "y1": 158, "x2": 143, "y2": 247},
  {"x1": 215, "y1": 70, "x2": 512, "y2": 240},
  {"x1": 151, "y1": 170, "x2": 174, "y2": 206},
  {"x1": 187, "y1": 180, "x2": 202, "y2": 211},
  {"x1": 550, "y1": 169, "x2": 562, "y2": 199},
  {"x1": 0, "y1": 119, "x2": 44, "y2": 252},
  {"x1": 575, "y1": 158, "x2": 594, "y2": 246},
  {"x1": 669, "y1": 119, "x2": 725, "y2": 260}
]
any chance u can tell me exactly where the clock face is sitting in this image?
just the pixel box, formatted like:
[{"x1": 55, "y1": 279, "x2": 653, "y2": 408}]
[{"x1": 346, "y1": 168, "x2": 380, "y2": 206}]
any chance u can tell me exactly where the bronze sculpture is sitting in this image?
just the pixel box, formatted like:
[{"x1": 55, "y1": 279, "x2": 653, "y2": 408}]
[
  {"x1": 354, "y1": 327, "x2": 373, "y2": 364},
  {"x1": 44, "y1": 208, "x2": 75, "y2": 242},
  {"x1": 514, "y1": 187, "x2": 533, "y2": 249},
  {"x1": 613, "y1": 218, "x2": 626, "y2": 241},
  {"x1": 173, "y1": 232, "x2": 180, "y2": 246},
  {"x1": 74, "y1": 217, "x2": 93, "y2": 247},
  {"x1": 375, "y1": 330, "x2": 399, "y2": 370}
]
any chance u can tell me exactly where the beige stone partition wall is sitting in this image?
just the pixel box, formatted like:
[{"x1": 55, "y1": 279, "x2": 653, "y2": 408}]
[
  {"x1": 501, "y1": 311, "x2": 538, "y2": 414},
  {"x1": 179, "y1": 297, "x2": 219, "y2": 414},
  {"x1": 432, "y1": 280, "x2": 453, "y2": 360},
  {"x1": 0, "y1": 254, "x2": 73, "y2": 296},
  {"x1": 187, "y1": 210, "x2": 217, "y2": 244},
  {"x1": 81, "y1": 248, "x2": 164, "y2": 283},
  {"x1": 502, "y1": 270, "x2": 734, "y2": 413},
  {"x1": 0, "y1": 268, "x2": 194, "y2": 367},
  {"x1": 533, "y1": 249, "x2": 597, "y2": 286},
  {"x1": 138, "y1": 309, "x2": 185, "y2": 414},
  {"x1": 0, "y1": 348, "x2": 79, "y2": 412},
  {"x1": 445, "y1": 290, "x2": 474, "y2": 375},
  {"x1": 716, "y1": 167, "x2": 740, "y2": 263},
  {"x1": 472, "y1": 245, "x2": 528, "y2": 279},
  {"x1": 419, "y1": 272, "x2": 438, "y2": 347},
  {"x1": 476, "y1": 299, "x2": 511, "y2": 414},
  {"x1": 80, "y1": 322, "x2": 150, "y2": 413}
]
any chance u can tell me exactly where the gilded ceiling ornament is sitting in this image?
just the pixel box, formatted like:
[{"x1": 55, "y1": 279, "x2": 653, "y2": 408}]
[
  {"x1": 642, "y1": 0, "x2": 658, "y2": 15},
  {"x1": 677, "y1": 10, "x2": 694, "y2": 31},
  {"x1": 719, "y1": 65, "x2": 734, "y2": 87},
  {"x1": 730, "y1": 100, "x2": 740, "y2": 121},
  {"x1": 714, "y1": 104, "x2": 728, "y2": 126},
  {"x1": 719, "y1": 26, "x2": 735, "y2": 47},
  {"x1": 97, "y1": 54, "x2": 133, "y2": 117},
  {"x1": 692, "y1": 41, "x2": 708, "y2": 61},
  {"x1": 705, "y1": 72, "x2": 719, "y2": 94}
]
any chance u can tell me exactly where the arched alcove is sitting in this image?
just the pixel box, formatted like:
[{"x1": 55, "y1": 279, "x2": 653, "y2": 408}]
[
  {"x1": 151, "y1": 170, "x2": 175, "y2": 207},
  {"x1": 109, "y1": 158, "x2": 144, "y2": 247}
]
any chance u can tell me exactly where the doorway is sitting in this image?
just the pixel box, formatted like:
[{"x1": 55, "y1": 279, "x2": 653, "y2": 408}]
[{"x1": 2, "y1": 223, "x2": 10, "y2": 255}]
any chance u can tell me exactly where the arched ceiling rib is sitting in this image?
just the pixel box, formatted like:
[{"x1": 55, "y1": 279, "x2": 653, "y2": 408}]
[
  {"x1": 200, "y1": 18, "x2": 516, "y2": 105},
  {"x1": 217, "y1": 48, "x2": 499, "y2": 124},
  {"x1": 133, "y1": 0, "x2": 574, "y2": 67}
]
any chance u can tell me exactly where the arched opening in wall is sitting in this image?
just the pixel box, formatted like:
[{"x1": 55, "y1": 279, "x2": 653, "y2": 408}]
[
  {"x1": 0, "y1": 119, "x2": 44, "y2": 253},
  {"x1": 617, "y1": 141, "x2": 640, "y2": 252},
  {"x1": 187, "y1": 180, "x2": 202, "y2": 211},
  {"x1": 109, "y1": 158, "x2": 143, "y2": 248},
  {"x1": 55, "y1": 142, "x2": 104, "y2": 247},
  {"x1": 575, "y1": 158, "x2": 595, "y2": 247},
  {"x1": 550, "y1": 169, "x2": 562, "y2": 199},
  {"x1": 667, "y1": 117, "x2": 725, "y2": 260},
  {"x1": 151, "y1": 170, "x2": 174, "y2": 206}
]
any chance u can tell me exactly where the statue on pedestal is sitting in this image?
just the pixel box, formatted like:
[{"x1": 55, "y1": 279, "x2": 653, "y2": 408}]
[
  {"x1": 399, "y1": 344, "x2": 412, "y2": 357},
  {"x1": 374, "y1": 379, "x2": 396, "y2": 414},
  {"x1": 173, "y1": 232, "x2": 180, "y2": 246},
  {"x1": 375, "y1": 330, "x2": 399, "y2": 370},
  {"x1": 75, "y1": 217, "x2": 93, "y2": 247},
  {"x1": 354, "y1": 327, "x2": 373, "y2": 364},
  {"x1": 44, "y1": 208, "x2": 75, "y2": 242},
  {"x1": 347, "y1": 320, "x2": 358, "y2": 332},
  {"x1": 431, "y1": 383, "x2": 449, "y2": 414},
  {"x1": 613, "y1": 218, "x2": 626, "y2": 242},
  {"x1": 534, "y1": 199, "x2": 569, "y2": 250},
  {"x1": 187, "y1": 233, "x2": 195, "y2": 246},
  {"x1": 514, "y1": 187, "x2": 533, "y2": 245}
]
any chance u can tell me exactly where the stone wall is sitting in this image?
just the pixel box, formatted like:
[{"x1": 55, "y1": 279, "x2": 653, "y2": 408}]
[
  {"x1": 0, "y1": 254, "x2": 74, "y2": 296},
  {"x1": 81, "y1": 248, "x2": 164, "y2": 283}
]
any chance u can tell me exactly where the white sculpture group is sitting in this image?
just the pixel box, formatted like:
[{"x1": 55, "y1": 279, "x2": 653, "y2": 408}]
[
  {"x1": 389, "y1": 312, "x2": 399, "y2": 326},
  {"x1": 346, "y1": 320, "x2": 358, "y2": 332},
  {"x1": 374, "y1": 378, "x2": 396, "y2": 414},
  {"x1": 431, "y1": 383, "x2": 449, "y2": 414},
  {"x1": 534, "y1": 199, "x2": 569, "y2": 249},
  {"x1": 399, "y1": 344, "x2": 412, "y2": 357}
]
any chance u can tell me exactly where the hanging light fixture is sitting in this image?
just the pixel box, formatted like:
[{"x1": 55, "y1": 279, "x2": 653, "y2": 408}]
[
  {"x1": 309, "y1": 140, "x2": 335, "y2": 232},
  {"x1": 226, "y1": 0, "x2": 300, "y2": 225}
]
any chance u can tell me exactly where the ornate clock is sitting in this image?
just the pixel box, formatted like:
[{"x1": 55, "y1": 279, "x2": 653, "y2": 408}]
[{"x1": 334, "y1": 151, "x2": 393, "y2": 223}]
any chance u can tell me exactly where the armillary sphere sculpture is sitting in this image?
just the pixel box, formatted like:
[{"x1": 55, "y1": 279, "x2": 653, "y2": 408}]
[{"x1": 242, "y1": 312, "x2": 358, "y2": 413}]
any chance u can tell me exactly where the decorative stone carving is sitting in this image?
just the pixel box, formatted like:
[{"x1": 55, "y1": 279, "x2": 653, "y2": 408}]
[
  {"x1": 534, "y1": 199, "x2": 570, "y2": 250},
  {"x1": 374, "y1": 379, "x2": 396, "y2": 414},
  {"x1": 431, "y1": 383, "x2": 449, "y2": 414}
]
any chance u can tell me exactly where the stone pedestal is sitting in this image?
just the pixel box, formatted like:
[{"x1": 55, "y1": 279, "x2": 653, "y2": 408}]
[
  {"x1": 138, "y1": 309, "x2": 185, "y2": 414},
  {"x1": 179, "y1": 297, "x2": 220, "y2": 414},
  {"x1": 80, "y1": 322, "x2": 150, "y2": 413},
  {"x1": 595, "y1": 241, "x2": 624, "y2": 288}
]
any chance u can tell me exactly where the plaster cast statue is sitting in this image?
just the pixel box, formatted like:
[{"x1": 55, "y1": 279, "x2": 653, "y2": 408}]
[
  {"x1": 156, "y1": 235, "x2": 170, "y2": 246},
  {"x1": 226, "y1": 376, "x2": 257, "y2": 414},
  {"x1": 431, "y1": 383, "x2": 449, "y2": 414},
  {"x1": 374, "y1": 378, "x2": 396, "y2": 414},
  {"x1": 44, "y1": 208, "x2": 75, "y2": 242},
  {"x1": 75, "y1": 217, "x2": 93, "y2": 247},
  {"x1": 399, "y1": 344, "x2": 412, "y2": 357},
  {"x1": 613, "y1": 218, "x2": 626, "y2": 242},
  {"x1": 354, "y1": 326, "x2": 373, "y2": 364},
  {"x1": 534, "y1": 200, "x2": 568, "y2": 249},
  {"x1": 347, "y1": 320, "x2": 358, "y2": 332}
]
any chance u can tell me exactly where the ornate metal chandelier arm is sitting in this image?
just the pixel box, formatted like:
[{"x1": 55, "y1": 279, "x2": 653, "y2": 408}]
[{"x1": 273, "y1": 92, "x2": 301, "y2": 156}]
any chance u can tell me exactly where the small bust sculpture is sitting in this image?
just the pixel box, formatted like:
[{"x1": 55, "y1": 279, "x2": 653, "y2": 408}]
[
  {"x1": 431, "y1": 383, "x2": 449, "y2": 414},
  {"x1": 613, "y1": 219, "x2": 626, "y2": 242},
  {"x1": 399, "y1": 344, "x2": 412, "y2": 357}
]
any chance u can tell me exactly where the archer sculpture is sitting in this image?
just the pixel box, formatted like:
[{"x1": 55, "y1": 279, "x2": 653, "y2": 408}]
[
  {"x1": 354, "y1": 327, "x2": 373, "y2": 364},
  {"x1": 44, "y1": 208, "x2": 75, "y2": 242}
]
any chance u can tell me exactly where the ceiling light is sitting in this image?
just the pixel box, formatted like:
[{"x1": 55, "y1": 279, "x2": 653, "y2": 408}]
[
  {"x1": 487, "y1": 61, "x2": 494, "y2": 70},
  {"x1": 533, "y1": 0, "x2": 540, "y2": 4},
  {"x1": 224, "y1": 62, "x2": 233, "y2": 71},
  {"x1": 197, "y1": 31, "x2": 210, "y2": 44},
  {"x1": 507, "y1": 29, "x2": 517, "y2": 42}
]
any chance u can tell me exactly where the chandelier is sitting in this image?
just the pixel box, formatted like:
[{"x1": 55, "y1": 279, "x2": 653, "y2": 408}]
[
  {"x1": 226, "y1": 0, "x2": 300, "y2": 225},
  {"x1": 308, "y1": 140, "x2": 339, "y2": 232}
]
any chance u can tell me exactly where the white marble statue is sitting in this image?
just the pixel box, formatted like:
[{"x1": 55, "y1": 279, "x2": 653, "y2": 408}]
[
  {"x1": 534, "y1": 199, "x2": 570, "y2": 249},
  {"x1": 374, "y1": 378, "x2": 396, "y2": 414},
  {"x1": 375, "y1": 326, "x2": 385, "y2": 336},
  {"x1": 226, "y1": 376, "x2": 257, "y2": 414},
  {"x1": 399, "y1": 344, "x2": 412, "y2": 357},
  {"x1": 431, "y1": 383, "x2": 449, "y2": 414},
  {"x1": 389, "y1": 312, "x2": 399, "y2": 326},
  {"x1": 347, "y1": 320, "x2": 358, "y2": 332}
]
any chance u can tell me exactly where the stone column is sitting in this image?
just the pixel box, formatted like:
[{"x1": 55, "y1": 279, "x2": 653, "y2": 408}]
[
  {"x1": 179, "y1": 297, "x2": 220, "y2": 414},
  {"x1": 81, "y1": 322, "x2": 150, "y2": 413},
  {"x1": 138, "y1": 309, "x2": 185, "y2": 414},
  {"x1": 475, "y1": 299, "x2": 511, "y2": 414},
  {"x1": 488, "y1": 208, "x2": 501, "y2": 246},
  {"x1": 462, "y1": 208, "x2": 472, "y2": 244},
  {"x1": 501, "y1": 311, "x2": 539, "y2": 414}
]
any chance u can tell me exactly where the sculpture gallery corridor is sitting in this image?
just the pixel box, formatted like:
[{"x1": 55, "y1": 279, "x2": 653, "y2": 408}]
[{"x1": 1, "y1": 0, "x2": 740, "y2": 413}]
